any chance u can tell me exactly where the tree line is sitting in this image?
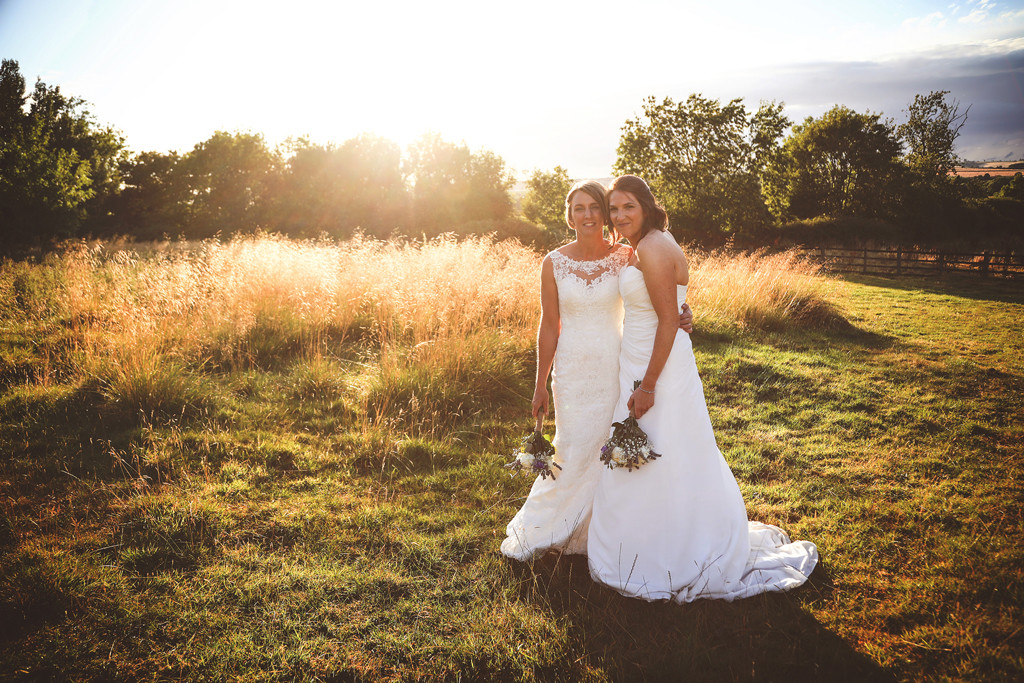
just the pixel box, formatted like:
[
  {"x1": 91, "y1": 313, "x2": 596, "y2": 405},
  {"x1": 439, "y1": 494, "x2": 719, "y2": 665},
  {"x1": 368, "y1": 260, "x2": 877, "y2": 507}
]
[{"x1": 1, "y1": 58, "x2": 1021, "y2": 254}]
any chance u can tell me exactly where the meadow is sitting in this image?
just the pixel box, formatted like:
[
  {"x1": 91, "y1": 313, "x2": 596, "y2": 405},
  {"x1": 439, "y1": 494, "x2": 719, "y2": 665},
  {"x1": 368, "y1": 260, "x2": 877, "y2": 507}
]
[{"x1": 0, "y1": 235, "x2": 1021, "y2": 681}]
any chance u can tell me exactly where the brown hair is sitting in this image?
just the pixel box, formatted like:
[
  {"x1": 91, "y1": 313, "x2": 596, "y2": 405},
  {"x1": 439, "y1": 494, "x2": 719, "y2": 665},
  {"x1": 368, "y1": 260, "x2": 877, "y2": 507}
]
[{"x1": 609, "y1": 175, "x2": 669, "y2": 239}]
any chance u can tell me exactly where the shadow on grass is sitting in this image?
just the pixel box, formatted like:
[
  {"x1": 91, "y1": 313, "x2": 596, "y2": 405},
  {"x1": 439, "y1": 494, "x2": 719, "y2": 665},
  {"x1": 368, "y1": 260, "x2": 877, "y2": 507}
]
[
  {"x1": 842, "y1": 273, "x2": 1024, "y2": 306},
  {"x1": 511, "y1": 554, "x2": 894, "y2": 682}
]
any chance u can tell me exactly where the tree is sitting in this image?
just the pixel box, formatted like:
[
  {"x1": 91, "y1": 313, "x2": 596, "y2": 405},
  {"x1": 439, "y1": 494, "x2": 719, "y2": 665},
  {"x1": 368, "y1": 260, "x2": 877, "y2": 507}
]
[
  {"x1": 405, "y1": 133, "x2": 513, "y2": 234},
  {"x1": 522, "y1": 165, "x2": 572, "y2": 234},
  {"x1": 614, "y1": 95, "x2": 787, "y2": 242},
  {"x1": 995, "y1": 173, "x2": 1024, "y2": 200},
  {"x1": 106, "y1": 150, "x2": 188, "y2": 239},
  {"x1": 765, "y1": 105, "x2": 904, "y2": 220},
  {"x1": 0, "y1": 59, "x2": 128, "y2": 248},
  {"x1": 891, "y1": 91, "x2": 972, "y2": 240},
  {"x1": 898, "y1": 91, "x2": 968, "y2": 181},
  {"x1": 273, "y1": 134, "x2": 407, "y2": 238},
  {"x1": 178, "y1": 131, "x2": 279, "y2": 237},
  {"x1": 0, "y1": 59, "x2": 26, "y2": 140}
]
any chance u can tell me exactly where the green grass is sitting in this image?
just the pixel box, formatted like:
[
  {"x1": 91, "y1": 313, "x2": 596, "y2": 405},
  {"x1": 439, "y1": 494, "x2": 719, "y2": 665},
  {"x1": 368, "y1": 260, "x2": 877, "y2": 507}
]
[{"x1": 1, "y1": 263, "x2": 1022, "y2": 681}]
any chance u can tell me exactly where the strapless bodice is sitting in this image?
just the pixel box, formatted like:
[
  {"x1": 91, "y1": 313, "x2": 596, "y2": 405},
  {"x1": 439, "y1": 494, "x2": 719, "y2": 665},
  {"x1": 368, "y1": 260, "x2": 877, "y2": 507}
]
[{"x1": 619, "y1": 265, "x2": 687, "y2": 356}]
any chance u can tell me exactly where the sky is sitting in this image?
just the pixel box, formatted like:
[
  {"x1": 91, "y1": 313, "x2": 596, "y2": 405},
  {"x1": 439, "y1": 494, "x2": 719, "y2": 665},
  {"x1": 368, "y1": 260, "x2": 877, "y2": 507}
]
[{"x1": 1, "y1": 0, "x2": 1022, "y2": 178}]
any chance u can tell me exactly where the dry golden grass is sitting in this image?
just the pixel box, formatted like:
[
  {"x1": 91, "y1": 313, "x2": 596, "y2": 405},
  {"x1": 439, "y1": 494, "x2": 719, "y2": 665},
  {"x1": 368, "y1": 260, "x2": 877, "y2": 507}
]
[
  {"x1": 54, "y1": 236, "x2": 835, "y2": 364},
  {"x1": 5, "y1": 235, "x2": 839, "y2": 423},
  {"x1": 686, "y1": 246, "x2": 842, "y2": 330},
  {"x1": 60, "y1": 233, "x2": 540, "y2": 364}
]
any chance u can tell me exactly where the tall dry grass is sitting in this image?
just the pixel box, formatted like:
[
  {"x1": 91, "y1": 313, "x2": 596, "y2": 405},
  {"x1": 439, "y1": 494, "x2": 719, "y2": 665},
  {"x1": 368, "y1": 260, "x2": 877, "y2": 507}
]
[
  {"x1": 39, "y1": 234, "x2": 541, "y2": 421},
  {"x1": 59, "y1": 233, "x2": 540, "y2": 363},
  {"x1": 686, "y1": 247, "x2": 841, "y2": 330},
  {"x1": 2, "y1": 235, "x2": 840, "y2": 421}
]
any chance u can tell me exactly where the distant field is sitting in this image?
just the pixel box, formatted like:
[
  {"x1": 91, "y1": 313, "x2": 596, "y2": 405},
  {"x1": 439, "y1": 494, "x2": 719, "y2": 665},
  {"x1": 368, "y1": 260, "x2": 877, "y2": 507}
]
[
  {"x1": 1, "y1": 237, "x2": 1021, "y2": 681},
  {"x1": 952, "y1": 166, "x2": 1022, "y2": 177}
]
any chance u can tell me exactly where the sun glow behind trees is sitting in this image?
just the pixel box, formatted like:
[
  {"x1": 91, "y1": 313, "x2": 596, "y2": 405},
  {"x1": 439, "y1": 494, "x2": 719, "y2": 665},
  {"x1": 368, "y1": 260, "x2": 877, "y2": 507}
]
[{"x1": 1, "y1": 0, "x2": 1022, "y2": 177}]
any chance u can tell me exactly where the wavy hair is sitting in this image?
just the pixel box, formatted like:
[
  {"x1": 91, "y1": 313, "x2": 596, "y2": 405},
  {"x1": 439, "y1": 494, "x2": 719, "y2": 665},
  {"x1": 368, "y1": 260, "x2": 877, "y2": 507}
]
[{"x1": 609, "y1": 175, "x2": 669, "y2": 239}]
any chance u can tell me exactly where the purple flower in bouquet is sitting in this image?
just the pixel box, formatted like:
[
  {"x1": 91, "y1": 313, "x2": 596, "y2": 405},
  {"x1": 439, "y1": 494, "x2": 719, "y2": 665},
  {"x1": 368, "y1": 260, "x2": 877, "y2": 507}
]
[{"x1": 505, "y1": 419, "x2": 561, "y2": 480}]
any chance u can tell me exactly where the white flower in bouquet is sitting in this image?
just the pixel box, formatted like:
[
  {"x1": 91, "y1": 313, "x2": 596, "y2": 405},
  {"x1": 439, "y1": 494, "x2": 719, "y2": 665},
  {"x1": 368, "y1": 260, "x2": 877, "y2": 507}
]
[
  {"x1": 516, "y1": 451, "x2": 535, "y2": 468},
  {"x1": 599, "y1": 382, "x2": 662, "y2": 471},
  {"x1": 504, "y1": 420, "x2": 561, "y2": 480}
]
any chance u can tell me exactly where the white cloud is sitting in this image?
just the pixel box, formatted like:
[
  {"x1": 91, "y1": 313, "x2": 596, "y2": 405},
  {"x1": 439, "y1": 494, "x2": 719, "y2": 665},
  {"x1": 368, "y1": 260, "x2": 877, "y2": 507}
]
[
  {"x1": 959, "y1": 8, "x2": 989, "y2": 22},
  {"x1": 903, "y1": 11, "x2": 947, "y2": 29}
]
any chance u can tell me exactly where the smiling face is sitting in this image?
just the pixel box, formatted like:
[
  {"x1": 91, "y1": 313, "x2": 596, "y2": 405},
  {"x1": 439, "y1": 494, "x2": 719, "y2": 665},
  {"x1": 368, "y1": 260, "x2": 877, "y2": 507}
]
[
  {"x1": 609, "y1": 189, "x2": 645, "y2": 242},
  {"x1": 568, "y1": 189, "x2": 605, "y2": 235}
]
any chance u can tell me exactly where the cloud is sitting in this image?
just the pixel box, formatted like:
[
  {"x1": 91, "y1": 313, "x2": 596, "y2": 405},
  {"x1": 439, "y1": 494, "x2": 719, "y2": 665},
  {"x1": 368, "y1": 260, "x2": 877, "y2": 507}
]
[
  {"x1": 668, "y1": 47, "x2": 1024, "y2": 162},
  {"x1": 959, "y1": 9, "x2": 988, "y2": 23},
  {"x1": 903, "y1": 11, "x2": 947, "y2": 29}
]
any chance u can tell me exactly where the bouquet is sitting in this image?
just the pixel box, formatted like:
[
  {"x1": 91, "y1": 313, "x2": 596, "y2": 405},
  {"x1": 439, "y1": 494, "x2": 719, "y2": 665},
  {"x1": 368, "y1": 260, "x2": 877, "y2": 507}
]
[
  {"x1": 505, "y1": 415, "x2": 561, "y2": 480},
  {"x1": 600, "y1": 381, "x2": 662, "y2": 471}
]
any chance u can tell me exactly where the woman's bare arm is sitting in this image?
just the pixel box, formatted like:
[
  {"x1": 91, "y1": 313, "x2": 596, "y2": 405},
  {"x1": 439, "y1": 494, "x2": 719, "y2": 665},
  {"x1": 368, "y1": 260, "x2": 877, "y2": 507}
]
[
  {"x1": 532, "y1": 255, "x2": 560, "y2": 419},
  {"x1": 629, "y1": 236, "x2": 685, "y2": 418}
]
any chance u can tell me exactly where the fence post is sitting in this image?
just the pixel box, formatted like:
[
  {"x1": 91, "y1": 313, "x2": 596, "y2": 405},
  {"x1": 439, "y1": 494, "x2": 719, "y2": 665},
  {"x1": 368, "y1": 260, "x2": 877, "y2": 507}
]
[
  {"x1": 1006, "y1": 250, "x2": 1012, "y2": 278},
  {"x1": 896, "y1": 246, "x2": 902, "y2": 276},
  {"x1": 981, "y1": 251, "x2": 991, "y2": 277},
  {"x1": 937, "y1": 251, "x2": 944, "y2": 273},
  {"x1": 863, "y1": 248, "x2": 868, "y2": 274}
]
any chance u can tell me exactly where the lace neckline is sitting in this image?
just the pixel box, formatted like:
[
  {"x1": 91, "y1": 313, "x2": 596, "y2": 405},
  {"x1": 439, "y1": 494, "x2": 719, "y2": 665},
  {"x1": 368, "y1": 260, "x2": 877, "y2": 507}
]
[
  {"x1": 551, "y1": 246, "x2": 630, "y2": 287},
  {"x1": 551, "y1": 247, "x2": 620, "y2": 266}
]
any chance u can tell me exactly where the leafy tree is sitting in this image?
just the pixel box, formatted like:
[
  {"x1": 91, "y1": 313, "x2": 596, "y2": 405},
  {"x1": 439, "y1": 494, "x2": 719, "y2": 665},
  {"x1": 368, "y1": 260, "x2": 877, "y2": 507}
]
[
  {"x1": 274, "y1": 134, "x2": 407, "y2": 238},
  {"x1": 994, "y1": 172, "x2": 1024, "y2": 200},
  {"x1": 891, "y1": 91, "x2": 972, "y2": 240},
  {"x1": 0, "y1": 59, "x2": 127, "y2": 248},
  {"x1": 765, "y1": 105, "x2": 904, "y2": 221},
  {"x1": 0, "y1": 59, "x2": 26, "y2": 140},
  {"x1": 614, "y1": 95, "x2": 787, "y2": 242},
  {"x1": 898, "y1": 91, "x2": 968, "y2": 181},
  {"x1": 28, "y1": 77, "x2": 127, "y2": 231},
  {"x1": 106, "y1": 151, "x2": 188, "y2": 239},
  {"x1": 178, "y1": 131, "x2": 279, "y2": 237},
  {"x1": 522, "y1": 165, "x2": 572, "y2": 233},
  {"x1": 405, "y1": 133, "x2": 513, "y2": 234},
  {"x1": 0, "y1": 119, "x2": 93, "y2": 245}
]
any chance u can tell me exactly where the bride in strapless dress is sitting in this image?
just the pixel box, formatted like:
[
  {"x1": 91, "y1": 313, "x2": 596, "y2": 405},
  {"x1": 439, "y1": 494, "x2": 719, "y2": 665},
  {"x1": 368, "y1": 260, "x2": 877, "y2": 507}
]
[{"x1": 586, "y1": 176, "x2": 818, "y2": 602}]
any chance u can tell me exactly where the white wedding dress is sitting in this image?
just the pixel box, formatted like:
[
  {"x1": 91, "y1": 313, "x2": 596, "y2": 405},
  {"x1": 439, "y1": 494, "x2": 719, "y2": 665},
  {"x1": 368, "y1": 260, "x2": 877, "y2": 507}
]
[
  {"x1": 501, "y1": 246, "x2": 631, "y2": 560},
  {"x1": 587, "y1": 266, "x2": 818, "y2": 602}
]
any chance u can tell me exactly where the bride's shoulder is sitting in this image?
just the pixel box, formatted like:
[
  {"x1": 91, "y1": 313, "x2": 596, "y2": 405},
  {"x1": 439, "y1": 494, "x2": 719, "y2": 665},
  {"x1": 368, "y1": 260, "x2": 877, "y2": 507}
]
[
  {"x1": 637, "y1": 230, "x2": 678, "y2": 253},
  {"x1": 610, "y1": 242, "x2": 633, "y2": 259},
  {"x1": 548, "y1": 245, "x2": 575, "y2": 260}
]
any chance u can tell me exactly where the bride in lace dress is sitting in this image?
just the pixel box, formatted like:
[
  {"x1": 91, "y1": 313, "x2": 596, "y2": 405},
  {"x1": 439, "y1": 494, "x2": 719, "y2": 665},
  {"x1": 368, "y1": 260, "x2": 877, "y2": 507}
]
[
  {"x1": 586, "y1": 176, "x2": 818, "y2": 601},
  {"x1": 500, "y1": 180, "x2": 691, "y2": 560}
]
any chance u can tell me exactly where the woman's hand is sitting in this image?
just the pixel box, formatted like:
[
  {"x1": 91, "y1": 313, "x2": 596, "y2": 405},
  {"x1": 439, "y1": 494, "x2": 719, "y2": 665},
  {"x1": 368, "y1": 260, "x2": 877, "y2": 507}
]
[
  {"x1": 679, "y1": 303, "x2": 693, "y2": 333},
  {"x1": 532, "y1": 385, "x2": 550, "y2": 420},
  {"x1": 627, "y1": 385, "x2": 655, "y2": 419}
]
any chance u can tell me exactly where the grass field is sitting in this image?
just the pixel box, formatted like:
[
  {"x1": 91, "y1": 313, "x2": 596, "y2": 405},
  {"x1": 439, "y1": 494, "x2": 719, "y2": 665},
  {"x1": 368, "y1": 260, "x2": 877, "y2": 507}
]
[{"x1": 0, "y1": 236, "x2": 1021, "y2": 681}]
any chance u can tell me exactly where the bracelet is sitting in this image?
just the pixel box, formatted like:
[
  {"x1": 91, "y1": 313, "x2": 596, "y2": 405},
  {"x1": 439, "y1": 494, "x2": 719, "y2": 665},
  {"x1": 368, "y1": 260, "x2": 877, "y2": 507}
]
[{"x1": 637, "y1": 386, "x2": 654, "y2": 395}]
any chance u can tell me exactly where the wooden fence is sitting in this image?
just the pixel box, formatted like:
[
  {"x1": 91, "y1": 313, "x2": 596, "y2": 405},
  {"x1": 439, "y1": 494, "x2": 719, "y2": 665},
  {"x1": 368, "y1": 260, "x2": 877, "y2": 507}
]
[{"x1": 799, "y1": 247, "x2": 1023, "y2": 278}]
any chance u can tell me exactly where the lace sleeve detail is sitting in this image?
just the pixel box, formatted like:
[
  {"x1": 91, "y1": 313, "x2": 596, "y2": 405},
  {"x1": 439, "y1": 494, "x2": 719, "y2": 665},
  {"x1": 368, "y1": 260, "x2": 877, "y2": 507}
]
[
  {"x1": 549, "y1": 250, "x2": 572, "y2": 281},
  {"x1": 608, "y1": 244, "x2": 632, "y2": 274}
]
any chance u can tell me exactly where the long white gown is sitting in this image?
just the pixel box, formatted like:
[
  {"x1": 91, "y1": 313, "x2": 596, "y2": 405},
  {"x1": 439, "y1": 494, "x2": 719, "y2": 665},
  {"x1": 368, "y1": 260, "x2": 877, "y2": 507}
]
[
  {"x1": 501, "y1": 247, "x2": 631, "y2": 560},
  {"x1": 587, "y1": 265, "x2": 818, "y2": 602}
]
